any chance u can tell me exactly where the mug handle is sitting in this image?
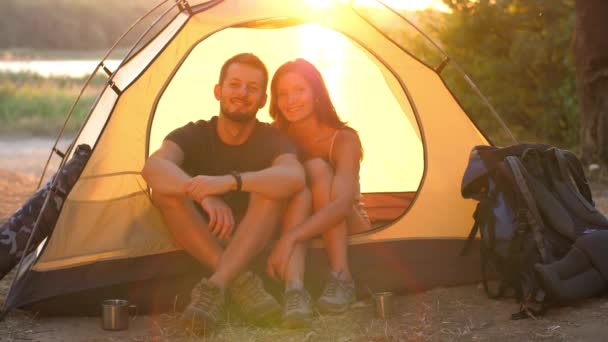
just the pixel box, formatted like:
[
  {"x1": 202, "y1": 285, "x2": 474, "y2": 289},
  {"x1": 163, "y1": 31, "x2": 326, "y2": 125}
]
[{"x1": 129, "y1": 304, "x2": 138, "y2": 320}]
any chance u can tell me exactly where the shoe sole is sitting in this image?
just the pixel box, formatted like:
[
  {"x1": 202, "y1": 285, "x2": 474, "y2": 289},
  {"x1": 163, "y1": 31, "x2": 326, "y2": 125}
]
[{"x1": 316, "y1": 300, "x2": 353, "y2": 314}]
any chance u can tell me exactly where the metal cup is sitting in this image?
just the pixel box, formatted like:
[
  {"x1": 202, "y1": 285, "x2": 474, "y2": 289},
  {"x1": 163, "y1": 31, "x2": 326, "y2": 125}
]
[
  {"x1": 373, "y1": 292, "x2": 394, "y2": 319},
  {"x1": 101, "y1": 299, "x2": 137, "y2": 331}
]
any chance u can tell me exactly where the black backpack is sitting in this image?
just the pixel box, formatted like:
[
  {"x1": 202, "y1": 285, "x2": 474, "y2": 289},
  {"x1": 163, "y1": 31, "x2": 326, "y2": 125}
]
[{"x1": 460, "y1": 144, "x2": 608, "y2": 318}]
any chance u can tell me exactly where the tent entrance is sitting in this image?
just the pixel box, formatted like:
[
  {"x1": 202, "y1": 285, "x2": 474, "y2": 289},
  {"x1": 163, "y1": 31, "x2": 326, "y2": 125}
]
[{"x1": 150, "y1": 23, "x2": 424, "y2": 228}]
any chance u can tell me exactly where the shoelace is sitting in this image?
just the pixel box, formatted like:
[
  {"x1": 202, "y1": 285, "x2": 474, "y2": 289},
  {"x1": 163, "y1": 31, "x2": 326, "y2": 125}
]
[
  {"x1": 191, "y1": 283, "x2": 221, "y2": 316},
  {"x1": 322, "y1": 273, "x2": 353, "y2": 299},
  {"x1": 285, "y1": 290, "x2": 309, "y2": 311},
  {"x1": 234, "y1": 276, "x2": 266, "y2": 308},
  {"x1": 322, "y1": 277, "x2": 340, "y2": 297}
]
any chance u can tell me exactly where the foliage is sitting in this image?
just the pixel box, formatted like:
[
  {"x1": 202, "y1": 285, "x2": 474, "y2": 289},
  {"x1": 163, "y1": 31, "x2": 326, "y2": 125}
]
[
  {"x1": 431, "y1": 0, "x2": 578, "y2": 148},
  {"x1": 0, "y1": 72, "x2": 104, "y2": 135}
]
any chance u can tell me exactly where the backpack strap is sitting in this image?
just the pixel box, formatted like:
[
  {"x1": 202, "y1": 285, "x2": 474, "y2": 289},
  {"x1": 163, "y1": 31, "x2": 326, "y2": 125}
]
[
  {"x1": 460, "y1": 196, "x2": 499, "y2": 255},
  {"x1": 555, "y1": 149, "x2": 594, "y2": 205},
  {"x1": 460, "y1": 215, "x2": 480, "y2": 256},
  {"x1": 505, "y1": 156, "x2": 549, "y2": 262},
  {"x1": 460, "y1": 202, "x2": 484, "y2": 256}
]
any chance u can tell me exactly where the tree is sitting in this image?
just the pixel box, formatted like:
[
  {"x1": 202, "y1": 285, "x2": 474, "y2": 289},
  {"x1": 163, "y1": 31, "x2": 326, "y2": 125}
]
[
  {"x1": 436, "y1": 0, "x2": 577, "y2": 148},
  {"x1": 575, "y1": 0, "x2": 608, "y2": 166}
]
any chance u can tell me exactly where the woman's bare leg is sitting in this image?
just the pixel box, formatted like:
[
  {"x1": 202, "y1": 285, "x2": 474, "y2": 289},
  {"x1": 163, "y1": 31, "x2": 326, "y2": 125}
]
[{"x1": 305, "y1": 159, "x2": 352, "y2": 280}]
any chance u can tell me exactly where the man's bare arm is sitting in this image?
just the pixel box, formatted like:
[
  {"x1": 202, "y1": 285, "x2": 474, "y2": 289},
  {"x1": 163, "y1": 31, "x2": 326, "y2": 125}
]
[
  {"x1": 240, "y1": 153, "x2": 306, "y2": 199},
  {"x1": 141, "y1": 140, "x2": 190, "y2": 196},
  {"x1": 185, "y1": 153, "x2": 305, "y2": 200}
]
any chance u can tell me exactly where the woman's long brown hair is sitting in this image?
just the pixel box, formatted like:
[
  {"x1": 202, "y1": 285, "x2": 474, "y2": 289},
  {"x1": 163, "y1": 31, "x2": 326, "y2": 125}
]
[{"x1": 269, "y1": 58, "x2": 362, "y2": 158}]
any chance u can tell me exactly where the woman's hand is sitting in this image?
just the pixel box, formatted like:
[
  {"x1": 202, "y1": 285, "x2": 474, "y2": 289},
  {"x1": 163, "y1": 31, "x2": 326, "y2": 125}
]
[
  {"x1": 266, "y1": 234, "x2": 296, "y2": 281},
  {"x1": 200, "y1": 196, "x2": 235, "y2": 241}
]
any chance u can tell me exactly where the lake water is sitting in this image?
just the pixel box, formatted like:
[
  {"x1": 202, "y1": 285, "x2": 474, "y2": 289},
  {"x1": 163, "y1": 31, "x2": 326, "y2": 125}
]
[{"x1": 0, "y1": 60, "x2": 121, "y2": 78}]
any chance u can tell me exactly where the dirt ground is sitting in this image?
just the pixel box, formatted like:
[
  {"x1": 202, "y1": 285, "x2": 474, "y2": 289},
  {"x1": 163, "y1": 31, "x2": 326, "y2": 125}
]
[{"x1": 0, "y1": 138, "x2": 607, "y2": 341}]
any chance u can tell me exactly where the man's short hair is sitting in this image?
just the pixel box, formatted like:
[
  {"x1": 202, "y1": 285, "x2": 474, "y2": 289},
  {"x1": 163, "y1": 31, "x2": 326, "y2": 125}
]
[{"x1": 219, "y1": 53, "x2": 269, "y2": 90}]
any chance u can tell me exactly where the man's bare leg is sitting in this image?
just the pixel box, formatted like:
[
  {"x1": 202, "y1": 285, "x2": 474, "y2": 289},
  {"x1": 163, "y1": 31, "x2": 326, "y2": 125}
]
[
  {"x1": 282, "y1": 188, "x2": 312, "y2": 287},
  {"x1": 280, "y1": 188, "x2": 314, "y2": 328},
  {"x1": 205, "y1": 193, "x2": 286, "y2": 326},
  {"x1": 151, "y1": 192, "x2": 223, "y2": 270},
  {"x1": 153, "y1": 190, "x2": 285, "y2": 286},
  {"x1": 210, "y1": 193, "x2": 284, "y2": 288},
  {"x1": 154, "y1": 192, "x2": 285, "y2": 327}
]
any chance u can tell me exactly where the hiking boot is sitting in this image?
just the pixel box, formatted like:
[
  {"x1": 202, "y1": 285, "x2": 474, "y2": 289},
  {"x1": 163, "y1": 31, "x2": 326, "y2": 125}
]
[
  {"x1": 181, "y1": 279, "x2": 225, "y2": 333},
  {"x1": 229, "y1": 271, "x2": 281, "y2": 325},
  {"x1": 316, "y1": 272, "x2": 356, "y2": 314},
  {"x1": 282, "y1": 288, "x2": 313, "y2": 329}
]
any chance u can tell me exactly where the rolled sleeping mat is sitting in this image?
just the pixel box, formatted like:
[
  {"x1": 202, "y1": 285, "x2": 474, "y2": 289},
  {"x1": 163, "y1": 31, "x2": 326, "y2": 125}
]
[
  {"x1": 575, "y1": 230, "x2": 608, "y2": 281},
  {"x1": 0, "y1": 145, "x2": 91, "y2": 280}
]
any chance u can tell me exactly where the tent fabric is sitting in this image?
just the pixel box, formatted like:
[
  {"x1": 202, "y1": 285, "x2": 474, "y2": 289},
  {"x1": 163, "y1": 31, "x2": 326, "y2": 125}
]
[{"x1": 6, "y1": 0, "x2": 491, "y2": 314}]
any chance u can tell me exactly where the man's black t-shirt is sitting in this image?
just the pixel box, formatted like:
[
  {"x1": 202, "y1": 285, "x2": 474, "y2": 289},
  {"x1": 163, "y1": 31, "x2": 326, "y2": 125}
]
[{"x1": 165, "y1": 116, "x2": 296, "y2": 215}]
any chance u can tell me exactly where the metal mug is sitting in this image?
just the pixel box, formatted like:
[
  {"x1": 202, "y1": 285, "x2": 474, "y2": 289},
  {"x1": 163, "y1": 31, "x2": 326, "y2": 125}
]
[
  {"x1": 373, "y1": 292, "x2": 394, "y2": 319},
  {"x1": 101, "y1": 299, "x2": 137, "y2": 331}
]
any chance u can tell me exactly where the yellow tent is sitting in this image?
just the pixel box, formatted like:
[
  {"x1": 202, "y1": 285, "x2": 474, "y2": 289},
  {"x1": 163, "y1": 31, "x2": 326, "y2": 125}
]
[{"x1": 4, "y1": 0, "x2": 510, "y2": 315}]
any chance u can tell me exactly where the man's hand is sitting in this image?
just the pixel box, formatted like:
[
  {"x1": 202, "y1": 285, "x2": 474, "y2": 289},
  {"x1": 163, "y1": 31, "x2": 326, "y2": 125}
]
[
  {"x1": 200, "y1": 196, "x2": 235, "y2": 241},
  {"x1": 266, "y1": 234, "x2": 296, "y2": 281},
  {"x1": 186, "y1": 175, "x2": 234, "y2": 203}
]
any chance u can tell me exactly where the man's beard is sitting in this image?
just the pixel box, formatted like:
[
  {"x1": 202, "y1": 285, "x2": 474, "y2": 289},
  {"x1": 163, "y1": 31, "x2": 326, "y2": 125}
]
[{"x1": 220, "y1": 103, "x2": 258, "y2": 123}]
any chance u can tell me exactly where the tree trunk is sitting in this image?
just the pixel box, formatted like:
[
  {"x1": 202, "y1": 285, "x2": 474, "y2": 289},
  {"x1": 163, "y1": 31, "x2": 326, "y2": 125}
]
[{"x1": 576, "y1": 0, "x2": 608, "y2": 165}]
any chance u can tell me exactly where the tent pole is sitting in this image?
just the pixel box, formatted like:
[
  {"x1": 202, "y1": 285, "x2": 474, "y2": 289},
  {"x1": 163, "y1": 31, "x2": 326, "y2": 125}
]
[
  {"x1": 371, "y1": 0, "x2": 518, "y2": 145},
  {"x1": 36, "y1": 0, "x2": 172, "y2": 190},
  {"x1": 176, "y1": 0, "x2": 193, "y2": 15},
  {"x1": 0, "y1": 0, "x2": 178, "y2": 320}
]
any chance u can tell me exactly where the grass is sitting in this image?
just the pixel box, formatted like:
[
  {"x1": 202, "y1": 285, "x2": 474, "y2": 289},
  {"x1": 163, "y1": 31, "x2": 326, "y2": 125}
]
[{"x1": 0, "y1": 72, "x2": 105, "y2": 136}]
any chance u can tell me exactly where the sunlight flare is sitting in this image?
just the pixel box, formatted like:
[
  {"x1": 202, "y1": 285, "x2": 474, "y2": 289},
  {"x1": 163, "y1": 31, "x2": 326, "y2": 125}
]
[
  {"x1": 304, "y1": 0, "x2": 450, "y2": 12},
  {"x1": 354, "y1": 0, "x2": 451, "y2": 12}
]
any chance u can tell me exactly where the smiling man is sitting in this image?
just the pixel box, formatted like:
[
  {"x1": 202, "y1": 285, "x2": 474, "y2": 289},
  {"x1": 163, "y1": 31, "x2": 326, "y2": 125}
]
[{"x1": 142, "y1": 53, "x2": 305, "y2": 330}]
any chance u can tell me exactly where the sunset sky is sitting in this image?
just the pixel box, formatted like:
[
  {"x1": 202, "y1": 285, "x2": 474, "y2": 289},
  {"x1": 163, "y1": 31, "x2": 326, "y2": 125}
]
[
  {"x1": 355, "y1": 0, "x2": 450, "y2": 12},
  {"x1": 306, "y1": 0, "x2": 451, "y2": 12}
]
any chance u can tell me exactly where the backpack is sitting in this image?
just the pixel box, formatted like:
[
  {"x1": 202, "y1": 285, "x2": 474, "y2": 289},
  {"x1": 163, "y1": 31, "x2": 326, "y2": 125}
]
[{"x1": 460, "y1": 144, "x2": 608, "y2": 319}]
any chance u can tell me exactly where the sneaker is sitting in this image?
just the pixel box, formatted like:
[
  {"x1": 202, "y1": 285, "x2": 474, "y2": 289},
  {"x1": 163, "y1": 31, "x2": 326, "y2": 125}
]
[
  {"x1": 282, "y1": 288, "x2": 313, "y2": 329},
  {"x1": 229, "y1": 271, "x2": 281, "y2": 325},
  {"x1": 316, "y1": 272, "x2": 356, "y2": 314},
  {"x1": 181, "y1": 279, "x2": 225, "y2": 332}
]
